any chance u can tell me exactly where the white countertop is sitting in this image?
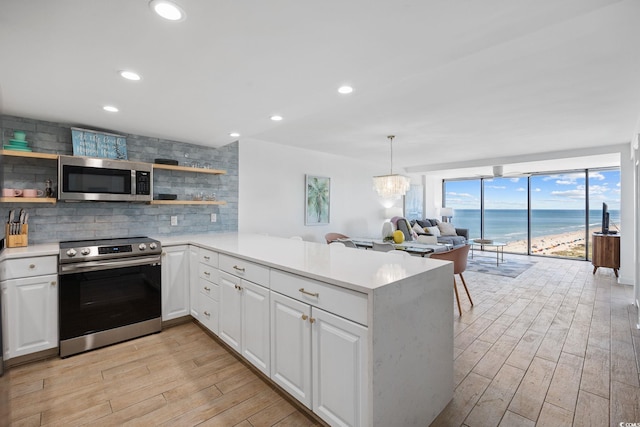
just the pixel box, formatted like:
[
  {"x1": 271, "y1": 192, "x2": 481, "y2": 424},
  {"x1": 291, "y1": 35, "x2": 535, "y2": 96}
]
[
  {"x1": 161, "y1": 233, "x2": 448, "y2": 294},
  {"x1": 0, "y1": 243, "x2": 59, "y2": 261},
  {"x1": 0, "y1": 234, "x2": 449, "y2": 294}
]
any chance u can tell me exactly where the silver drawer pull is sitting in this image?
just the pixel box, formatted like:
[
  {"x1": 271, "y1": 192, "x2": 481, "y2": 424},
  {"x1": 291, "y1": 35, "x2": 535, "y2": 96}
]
[
  {"x1": 299, "y1": 288, "x2": 319, "y2": 297},
  {"x1": 204, "y1": 311, "x2": 210, "y2": 317},
  {"x1": 203, "y1": 256, "x2": 210, "y2": 260},
  {"x1": 233, "y1": 265, "x2": 245, "y2": 272},
  {"x1": 204, "y1": 271, "x2": 210, "y2": 276},
  {"x1": 29, "y1": 264, "x2": 36, "y2": 269},
  {"x1": 204, "y1": 286, "x2": 211, "y2": 291}
]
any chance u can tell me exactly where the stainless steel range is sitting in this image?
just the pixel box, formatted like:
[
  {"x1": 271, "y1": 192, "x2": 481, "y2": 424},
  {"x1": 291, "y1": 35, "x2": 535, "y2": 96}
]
[{"x1": 58, "y1": 237, "x2": 162, "y2": 357}]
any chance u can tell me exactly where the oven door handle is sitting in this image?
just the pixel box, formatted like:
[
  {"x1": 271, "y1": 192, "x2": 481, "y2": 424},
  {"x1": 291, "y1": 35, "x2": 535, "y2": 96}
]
[{"x1": 59, "y1": 255, "x2": 162, "y2": 274}]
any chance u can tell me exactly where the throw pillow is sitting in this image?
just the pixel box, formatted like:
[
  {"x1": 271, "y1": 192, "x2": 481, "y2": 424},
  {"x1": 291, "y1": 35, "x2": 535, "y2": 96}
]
[
  {"x1": 425, "y1": 226, "x2": 440, "y2": 237},
  {"x1": 412, "y1": 222, "x2": 424, "y2": 235},
  {"x1": 416, "y1": 219, "x2": 431, "y2": 228},
  {"x1": 438, "y1": 222, "x2": 457, "y2": 236}
]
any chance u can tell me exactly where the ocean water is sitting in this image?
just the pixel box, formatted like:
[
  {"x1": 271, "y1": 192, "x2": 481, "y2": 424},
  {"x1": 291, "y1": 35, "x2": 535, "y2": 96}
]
[{"x1": 451, "y1": 209, "x2": 620, "y2": 243}]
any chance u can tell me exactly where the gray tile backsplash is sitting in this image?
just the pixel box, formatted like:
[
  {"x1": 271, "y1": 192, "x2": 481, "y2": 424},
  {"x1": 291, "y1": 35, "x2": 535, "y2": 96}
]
[{"x1": 1, "y1": 115, "x2": 238, "y2": 244}]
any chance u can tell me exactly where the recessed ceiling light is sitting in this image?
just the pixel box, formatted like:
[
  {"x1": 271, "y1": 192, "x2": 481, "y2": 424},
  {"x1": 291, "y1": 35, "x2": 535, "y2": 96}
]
[
  {"x1": 270, "y1": 115, "x2": 283, "y2": 121},
  {"x1": 229, "y1": 132, "x2": 240, "y2": 138},
  {"x1": 119, "y1": 70, "x2": 141, "y2": 81},
  {"x1": 338, "y1": 85, "x2": 353, "y2": 94},
  {"x1": 149, "y1": 0, "x2": 186, "y2": 21},
  {"x1": 103, "y1": 105, "x2": 119, "y2": 113}
]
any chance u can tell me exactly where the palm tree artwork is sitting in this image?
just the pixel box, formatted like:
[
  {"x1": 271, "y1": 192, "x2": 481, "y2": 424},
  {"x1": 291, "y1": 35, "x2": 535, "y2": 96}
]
[{"x1": 305, "y1": 175, "x2": 330, "y2": 225}]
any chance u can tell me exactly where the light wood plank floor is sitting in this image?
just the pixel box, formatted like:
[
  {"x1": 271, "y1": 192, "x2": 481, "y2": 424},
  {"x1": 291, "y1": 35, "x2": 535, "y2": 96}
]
[
  {"x1": 432, "y1": 254, "x2": 640, "y2": 427},
  {"x1": 0, "y1": 322, "x2": 323, "y2": 426},
  {"x1": 0, "y1": 255, "x2": 638, "y2": 426}
]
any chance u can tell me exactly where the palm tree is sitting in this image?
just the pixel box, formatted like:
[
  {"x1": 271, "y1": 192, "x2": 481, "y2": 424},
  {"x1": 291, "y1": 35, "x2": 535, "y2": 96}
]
[{"x1": 307, "y1": 177, "x2": 329, "y2": 223}]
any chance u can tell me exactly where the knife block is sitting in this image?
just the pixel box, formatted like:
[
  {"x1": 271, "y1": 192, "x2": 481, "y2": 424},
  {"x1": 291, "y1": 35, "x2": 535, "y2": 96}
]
[{"x1": 5, "y1": 224, "x2": 28, "y2": 248}]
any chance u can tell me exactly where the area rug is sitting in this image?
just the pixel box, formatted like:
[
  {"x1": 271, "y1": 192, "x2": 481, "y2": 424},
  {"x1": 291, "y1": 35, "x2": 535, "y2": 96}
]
[{"x1": 465, "y1": 257, "x2": 536, "y2": 278}]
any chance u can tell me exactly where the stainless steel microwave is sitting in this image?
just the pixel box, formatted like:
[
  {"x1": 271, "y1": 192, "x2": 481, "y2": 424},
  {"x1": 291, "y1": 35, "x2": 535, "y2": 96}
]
[{"x1": 58, "y1": 155, "x2": 153, "y2": 202}]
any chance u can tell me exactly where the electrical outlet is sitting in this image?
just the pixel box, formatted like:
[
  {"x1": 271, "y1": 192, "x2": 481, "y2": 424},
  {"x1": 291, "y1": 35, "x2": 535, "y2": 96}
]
[
  {"x1": 170, "y1": 216, "x2": 178, "y2": 226},
  {"x1": 210, "y1": 213, "x2": 217, "y2": 222}
]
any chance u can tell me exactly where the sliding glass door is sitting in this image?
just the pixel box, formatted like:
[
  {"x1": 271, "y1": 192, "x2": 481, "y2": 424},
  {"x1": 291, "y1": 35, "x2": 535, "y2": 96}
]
[
  {"x1": 530, "y1": 172, "x2": 587, "y2": 259},
  {"x1": 483, "y1": 177, "x2": 528, "y2": 254},
  {"x1": 443, "y1": 167, "x2": 620, "y2": 259},
  {"x1": 442, "y1": 180, "x2": 481, "y2": 239}
]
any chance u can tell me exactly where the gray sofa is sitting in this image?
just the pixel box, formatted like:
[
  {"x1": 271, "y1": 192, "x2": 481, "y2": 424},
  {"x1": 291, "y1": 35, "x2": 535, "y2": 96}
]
[{"x1": 411, "y1": 218, "x2": 468, "y2": 246}]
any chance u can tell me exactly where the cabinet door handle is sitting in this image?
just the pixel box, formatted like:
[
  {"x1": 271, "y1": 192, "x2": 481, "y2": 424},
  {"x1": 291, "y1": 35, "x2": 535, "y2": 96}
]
[
  {"x1": 204, "y1": 271, "x2": 210, "y2": 276},
  {"x1": 204, "y1": 286, "x2": 211, "y2": 291},
  {"x1": 234, "y1": 284, "x2": 243, "y2": 291},
  {"x1": 29, "y1": 264, "x2": 36, "y2": 269},
  {"x1": 203, "y1": 256, "x2": 210, "y2": 260},
  {"x1": 309, "y1": 317, "x2": 316, "y2": 324},
  {"x1": 299, "y1": 288, "x2": 319, "y2": 297},
  {"x1": 301, "y1": 314, "x2": 308, "y2": 321},
  {"x1": 51, "y1": 281, "x2": 57, "y2": 286},
  {"x1": 204, "y1": 311, "x2": 210, "y2": 317},
  {"x1": 233, "y1": 265, "x2": 245, "y2": 272}
]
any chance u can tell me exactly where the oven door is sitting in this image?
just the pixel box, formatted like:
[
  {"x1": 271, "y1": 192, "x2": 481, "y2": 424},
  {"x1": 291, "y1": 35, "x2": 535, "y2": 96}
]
[{"x1": 59, "y1": 258, "x2": 161, "y2": 344}]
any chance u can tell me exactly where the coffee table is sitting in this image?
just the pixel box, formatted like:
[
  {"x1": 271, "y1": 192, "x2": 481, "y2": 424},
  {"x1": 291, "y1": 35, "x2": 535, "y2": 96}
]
[{"x1": 469, "y1": 239, "x2": 507, "y2": 266}]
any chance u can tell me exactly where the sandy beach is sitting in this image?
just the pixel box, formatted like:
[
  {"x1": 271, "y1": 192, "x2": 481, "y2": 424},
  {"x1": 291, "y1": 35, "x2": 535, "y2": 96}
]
[{"x1": 500, "y1": 227, "x2": 603, "y2": 257}]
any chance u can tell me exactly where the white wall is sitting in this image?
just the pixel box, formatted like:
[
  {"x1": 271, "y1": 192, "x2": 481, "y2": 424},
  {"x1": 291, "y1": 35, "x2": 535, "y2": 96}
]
[{"x1": 239, "y1": 138, "x2": 390, "y2": 243}]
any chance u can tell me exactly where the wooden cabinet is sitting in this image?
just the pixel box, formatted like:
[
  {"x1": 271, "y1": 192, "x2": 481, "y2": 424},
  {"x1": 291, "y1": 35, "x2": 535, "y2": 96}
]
[
  {"x1": 1, "y1": 255, "x2": 58, "y2": 361},
  {"x1": 270, "y1": 271, "x2": 369, "y2": 427},
  {"x1": 219, "y1": 270, "x2": 270, "y2": 376},
  {"x1": 161, "y1": 245, "x2": 190, "y2": 321},
  {"x1": 591, "y1": 233, "x2": 620, "y2": 277}
]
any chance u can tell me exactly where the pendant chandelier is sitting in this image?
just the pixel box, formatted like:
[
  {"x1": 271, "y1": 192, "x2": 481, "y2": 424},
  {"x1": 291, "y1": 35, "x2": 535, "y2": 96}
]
[{"x1": 372, "y1": 135, "x2": 411, "y2": 199}]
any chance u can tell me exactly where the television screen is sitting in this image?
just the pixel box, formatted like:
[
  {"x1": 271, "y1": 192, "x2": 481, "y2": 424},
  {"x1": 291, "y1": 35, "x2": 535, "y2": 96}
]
[{"x1": 601, "y1": 202, "x2": 609, "y2": 234}]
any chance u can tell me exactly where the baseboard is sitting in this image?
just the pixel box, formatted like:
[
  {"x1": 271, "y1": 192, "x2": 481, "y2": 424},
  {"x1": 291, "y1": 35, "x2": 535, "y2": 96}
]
[{"x1": 617, "y1": 274, "x2": 634, "y2": 285}]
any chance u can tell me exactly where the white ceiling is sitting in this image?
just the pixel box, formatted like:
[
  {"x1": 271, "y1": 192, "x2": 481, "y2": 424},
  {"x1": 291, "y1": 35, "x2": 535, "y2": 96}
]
[{"x1": 2, "y1": 0, "x2": 640, "y2": 177}]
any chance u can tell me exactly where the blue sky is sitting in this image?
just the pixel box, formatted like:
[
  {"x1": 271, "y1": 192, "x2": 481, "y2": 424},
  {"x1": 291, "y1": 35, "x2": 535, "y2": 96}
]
[{"x1": 445, "y1": 169, "x2": 620, "y2": 210}]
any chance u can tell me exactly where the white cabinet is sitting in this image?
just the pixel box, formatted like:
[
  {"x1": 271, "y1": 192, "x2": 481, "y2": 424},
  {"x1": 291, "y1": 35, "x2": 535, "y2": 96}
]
[
  {"x1": 270, "y1": 291, "x2": 312, "y2": 406},
  {"x1": 189, "y1": 246, "x2": 199, "y2": 318},
  {"x1": 312, "y1": 308, "x2": 368, "y2": 427},
  {"x1": 194, "y1": 249, "x2": 220, "y2": 334},
  {"x1": 219, "y1": 270, "x2": 270, "y2": 376},
  {"x1": 270, "y1": 271, "x2": 369, "y2": 427},
  {"x1": 161, "y1": 245, "x2": 190, "y2": 321},
  {"x1": 1, "y1": 255, "x2": 58, "y2": 361}
]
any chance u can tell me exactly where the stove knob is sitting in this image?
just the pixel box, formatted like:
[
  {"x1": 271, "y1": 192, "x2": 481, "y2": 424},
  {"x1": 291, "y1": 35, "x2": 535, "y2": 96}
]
[
  {"x1": 66, "y1": 248, "x2": 77, "y2": 257},
  {"x1": 138, "y1": 243, "x2": 147, "y2": 251},
  {"x1": 149, "y1": 242, "x2": 157, "y2": 250},
  {"x1": 80, "y1": 248, "x2": 90, "y2": 256}
]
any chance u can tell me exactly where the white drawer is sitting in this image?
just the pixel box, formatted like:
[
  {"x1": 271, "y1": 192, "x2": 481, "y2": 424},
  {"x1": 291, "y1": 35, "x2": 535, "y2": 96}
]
[
  {"x1": 219, "y1": 254, "x2": 269, "y2": 287},
  {"x1": 270, "y1": 270, "x2": 368, "y2": 326},
  {"x1": 1, "y1": 255, "x2": 58, "y2": 280},
  {"x1": 199, "y1": 248, "x2": 218, "y2": 267},
  {"x1": 199, "y1": 277, "x2": 220, "y2": 300},
  {"x1": 199, "y1": 263, "x2": 219, "y2": 284},
  {"x1": 199, "y1": 296, "x2": 219, "y2": 334}
]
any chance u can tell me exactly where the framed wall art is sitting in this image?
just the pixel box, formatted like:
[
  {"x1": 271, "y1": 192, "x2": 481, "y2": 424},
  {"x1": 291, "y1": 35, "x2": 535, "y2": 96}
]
[{"x1": 305, "y1": 175, "x2": 330, "y2": 225}]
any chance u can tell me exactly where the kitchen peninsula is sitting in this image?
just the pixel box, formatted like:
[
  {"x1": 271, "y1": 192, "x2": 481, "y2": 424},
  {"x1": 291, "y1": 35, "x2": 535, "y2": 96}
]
[
  {"x1": 164, "y1": 233, "x2": 454, "y2": 426},
  {"x1": 1, "y1": 233, "x2": 454, "y2": 427}
]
